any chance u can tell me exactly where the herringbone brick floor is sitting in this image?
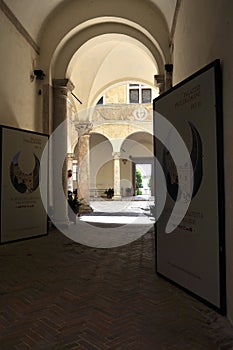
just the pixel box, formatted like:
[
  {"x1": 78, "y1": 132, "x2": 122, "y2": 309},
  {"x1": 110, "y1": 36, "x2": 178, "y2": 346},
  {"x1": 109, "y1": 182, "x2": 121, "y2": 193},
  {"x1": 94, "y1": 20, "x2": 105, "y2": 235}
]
[{"x1": 0, "y1": 227, "x2": 233, "y2": 349}]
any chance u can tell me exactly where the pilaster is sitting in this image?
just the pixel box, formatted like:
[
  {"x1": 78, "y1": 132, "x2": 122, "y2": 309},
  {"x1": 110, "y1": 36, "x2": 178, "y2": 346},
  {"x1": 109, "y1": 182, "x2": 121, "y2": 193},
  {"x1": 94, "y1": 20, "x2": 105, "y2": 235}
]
[{"x1": 52, "y1": 78, "x2": 74, "y2": 226}]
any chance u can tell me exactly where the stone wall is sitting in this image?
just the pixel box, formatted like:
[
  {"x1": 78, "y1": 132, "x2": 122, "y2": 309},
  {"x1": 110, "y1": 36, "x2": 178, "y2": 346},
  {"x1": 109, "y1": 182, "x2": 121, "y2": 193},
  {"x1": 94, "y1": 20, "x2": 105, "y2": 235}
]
[
  {"x1": 0, "y1": 10, "x2": 41, "y2": 132},
  {"x1": 173, "y1": 0, "x2": 233, "y2": 324}
]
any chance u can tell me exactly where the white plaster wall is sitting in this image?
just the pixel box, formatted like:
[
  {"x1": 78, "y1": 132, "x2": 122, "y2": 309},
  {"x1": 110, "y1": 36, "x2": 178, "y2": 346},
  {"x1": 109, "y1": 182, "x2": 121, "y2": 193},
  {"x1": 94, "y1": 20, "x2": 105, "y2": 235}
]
[
  {"x1": 173, "y1": 0, "x2": 233, "y2": 323},
  {"x1": 96, "y1": 161, "x2": 114, "y2": 190},
  {"x1": 120, "y1": 161, "x2": 133, "y2": 195},
  {"x1": 89, "y1": 133, "x2": 113, "y2": 190},
  {"x1": 0, "y1": 11, "x2": 41, "y2": 132}
]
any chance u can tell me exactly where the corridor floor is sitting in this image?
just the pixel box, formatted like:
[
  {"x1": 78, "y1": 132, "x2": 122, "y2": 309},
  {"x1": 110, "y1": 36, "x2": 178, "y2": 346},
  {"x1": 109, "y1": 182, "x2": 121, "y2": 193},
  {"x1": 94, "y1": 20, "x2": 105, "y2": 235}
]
[{"x1": 0, "y1": 226, "x2": 233, "y2": 349}]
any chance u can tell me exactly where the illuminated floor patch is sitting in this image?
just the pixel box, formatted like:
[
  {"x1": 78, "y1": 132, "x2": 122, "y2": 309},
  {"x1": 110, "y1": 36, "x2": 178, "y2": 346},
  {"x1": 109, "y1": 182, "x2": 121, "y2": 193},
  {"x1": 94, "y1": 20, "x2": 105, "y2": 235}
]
[{"x1": 80, "y1": 215, "x2": 154, "y2": 225}]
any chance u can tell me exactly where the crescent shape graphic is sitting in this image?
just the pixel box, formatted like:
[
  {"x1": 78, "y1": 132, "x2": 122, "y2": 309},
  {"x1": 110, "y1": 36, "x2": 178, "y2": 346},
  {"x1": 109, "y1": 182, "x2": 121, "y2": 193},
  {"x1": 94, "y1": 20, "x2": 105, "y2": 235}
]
[
  {"x1": 10, "y1": 152, "x2": 40, "y2": 193},
  {"x1": 162, "y1": 121, "x2": 203, "y2": 201},
  {"x1": 188, "y1": 121, "x2": 203, "y2": 198},
  {"x1": 162, "y1": 126, "x2": 179, "y2": 202}
]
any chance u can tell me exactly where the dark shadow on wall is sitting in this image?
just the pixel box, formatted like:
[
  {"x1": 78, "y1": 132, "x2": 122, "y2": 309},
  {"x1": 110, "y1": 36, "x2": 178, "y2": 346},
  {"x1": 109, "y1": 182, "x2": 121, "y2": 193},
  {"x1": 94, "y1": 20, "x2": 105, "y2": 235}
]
[{"x1": 0, "y1": 90, "x2": 21, "y2": 130}]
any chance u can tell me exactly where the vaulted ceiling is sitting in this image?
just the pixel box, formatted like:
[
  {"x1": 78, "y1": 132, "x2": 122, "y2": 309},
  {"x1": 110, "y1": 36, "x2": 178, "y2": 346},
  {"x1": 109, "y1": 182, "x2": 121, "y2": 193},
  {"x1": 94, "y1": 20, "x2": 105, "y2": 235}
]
[
  {"x1": 2, "y1": 0, "x2": 177, "y2": 109},
  {"x1": 4, "y1": 0, "x2": 177, "y2": 43}
]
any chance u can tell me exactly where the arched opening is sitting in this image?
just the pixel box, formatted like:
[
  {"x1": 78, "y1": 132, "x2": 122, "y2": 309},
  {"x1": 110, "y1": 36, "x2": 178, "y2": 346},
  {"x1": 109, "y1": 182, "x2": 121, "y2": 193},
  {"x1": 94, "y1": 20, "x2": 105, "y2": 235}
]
[
  {"x1": 2, "y1": 0, "x2": 233, "y2": 338},
  {"x1": 45, "y1": 0, "x2": 168, "y2": 230},
  {"x1": 120, "y1": 131, "x2": 154, "y2": 197},
  {"x1": 89, "y1": 133, "x2": 113, "y2": 198}
]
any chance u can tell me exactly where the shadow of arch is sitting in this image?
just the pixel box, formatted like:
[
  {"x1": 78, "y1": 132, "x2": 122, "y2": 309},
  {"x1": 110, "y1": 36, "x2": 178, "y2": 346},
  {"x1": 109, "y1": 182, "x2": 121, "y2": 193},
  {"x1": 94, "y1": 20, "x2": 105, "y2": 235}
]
[{"x1": 0, "y1": 90, "x2": 25, "y2": 130}]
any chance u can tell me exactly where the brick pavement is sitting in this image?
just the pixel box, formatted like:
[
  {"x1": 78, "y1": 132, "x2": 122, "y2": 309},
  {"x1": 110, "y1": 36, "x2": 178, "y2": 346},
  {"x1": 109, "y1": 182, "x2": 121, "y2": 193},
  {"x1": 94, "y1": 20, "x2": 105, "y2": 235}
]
[{"x1": 0, "y1": 226, "x2": 233, "y2": 350}]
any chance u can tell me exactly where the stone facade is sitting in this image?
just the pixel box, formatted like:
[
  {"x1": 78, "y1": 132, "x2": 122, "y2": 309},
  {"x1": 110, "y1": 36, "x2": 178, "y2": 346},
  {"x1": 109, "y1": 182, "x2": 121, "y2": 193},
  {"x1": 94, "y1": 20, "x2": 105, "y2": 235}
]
[{"x1": 72, "y1": 84, "x2": 155, "y2": 200}]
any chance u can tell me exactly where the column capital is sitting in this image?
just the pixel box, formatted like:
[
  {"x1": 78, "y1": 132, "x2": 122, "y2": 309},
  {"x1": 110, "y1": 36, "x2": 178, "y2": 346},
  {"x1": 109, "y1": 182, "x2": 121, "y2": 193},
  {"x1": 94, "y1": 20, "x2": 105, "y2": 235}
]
[
  {"x1": 67, "y1": 153, "x2": 74, "y2": 161},
  {"x1": 75, "y1": 122, "x2": 93, "y2": 138},
  {"x1": 53, "y1": 79, "x2": 75, "y2": 92},
  {"x1": 154, "y1": 74, "x2": 165, "y2": 94},
  {"x1": 154, "y1": 74, "x2": 165, "y2": 85},
  {"x1": 165, "y1": 64, "x2": 173, "y2": 73},
  {"x1": 112, "y1": 152, "x2": 121, "y2": 159}
]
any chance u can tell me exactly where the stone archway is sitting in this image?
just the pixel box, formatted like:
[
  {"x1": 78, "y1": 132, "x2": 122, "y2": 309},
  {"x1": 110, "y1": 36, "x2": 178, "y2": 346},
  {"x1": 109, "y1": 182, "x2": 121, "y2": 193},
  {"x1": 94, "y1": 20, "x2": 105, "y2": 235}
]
[{"x1": 44, "y1": 0, "x2": 171, "y2": 215}]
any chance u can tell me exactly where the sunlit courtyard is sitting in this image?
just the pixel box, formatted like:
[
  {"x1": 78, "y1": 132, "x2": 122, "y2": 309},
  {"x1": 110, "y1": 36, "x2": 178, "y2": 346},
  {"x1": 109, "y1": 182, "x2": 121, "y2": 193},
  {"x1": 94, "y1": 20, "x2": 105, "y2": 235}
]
[{"x1": 80, "y1": 198, "x2": 155, "y2": 225}]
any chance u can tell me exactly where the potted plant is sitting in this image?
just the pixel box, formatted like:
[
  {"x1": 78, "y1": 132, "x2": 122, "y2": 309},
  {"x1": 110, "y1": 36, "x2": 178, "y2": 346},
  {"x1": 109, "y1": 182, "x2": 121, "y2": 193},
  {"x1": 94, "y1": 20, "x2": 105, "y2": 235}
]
[
  {"x1": 104, "y1": 188, "x2": 114, "y2": 199},
  {"x1": 68, "y1": 189, "x2": 84, "y2": 222}
]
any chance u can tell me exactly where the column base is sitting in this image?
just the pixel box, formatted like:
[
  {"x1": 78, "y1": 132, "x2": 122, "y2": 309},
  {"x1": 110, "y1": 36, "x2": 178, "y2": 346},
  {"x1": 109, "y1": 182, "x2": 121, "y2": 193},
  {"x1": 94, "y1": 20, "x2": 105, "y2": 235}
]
[
  {"x1": 79, "y1": 202, "x2": 93, "y2": 214},
  {"x1": 112, "y1": 195, "x2": 122, "y2": 200}
]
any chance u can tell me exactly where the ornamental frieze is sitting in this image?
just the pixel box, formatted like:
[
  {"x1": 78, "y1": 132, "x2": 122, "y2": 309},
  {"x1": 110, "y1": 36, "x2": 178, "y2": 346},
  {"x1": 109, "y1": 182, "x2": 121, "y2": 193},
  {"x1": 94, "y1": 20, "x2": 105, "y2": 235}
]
[{"x1": 92, "y1": 104, "x2": 152, "y2": 122}]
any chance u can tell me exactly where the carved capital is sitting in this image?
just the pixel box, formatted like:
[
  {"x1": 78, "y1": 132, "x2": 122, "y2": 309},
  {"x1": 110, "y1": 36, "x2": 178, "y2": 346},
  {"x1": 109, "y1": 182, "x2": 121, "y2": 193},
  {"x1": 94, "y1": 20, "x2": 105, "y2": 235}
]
[
  {"x1": 154, "y1": 74, "x2": 165, "y2": 85},
  {"x1": 112, "y1": 152, "x2": 121, "y2": 159},
  {"x1": 53, "y1": 79, "x2": 75, "y2": 92},
  {"x1": 75, "y1": 122, "x2": 93, "y2": 138},
  {"x1": 67, "y1": 153, "x2": 74, "y2": 161}
]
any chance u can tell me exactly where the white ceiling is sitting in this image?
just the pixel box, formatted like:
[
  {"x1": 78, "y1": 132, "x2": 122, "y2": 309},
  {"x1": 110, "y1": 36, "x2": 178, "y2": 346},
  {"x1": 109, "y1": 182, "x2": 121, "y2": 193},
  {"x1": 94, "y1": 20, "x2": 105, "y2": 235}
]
[{"x1": 4, "y1": 0, "x2": 177, "y2": 42}]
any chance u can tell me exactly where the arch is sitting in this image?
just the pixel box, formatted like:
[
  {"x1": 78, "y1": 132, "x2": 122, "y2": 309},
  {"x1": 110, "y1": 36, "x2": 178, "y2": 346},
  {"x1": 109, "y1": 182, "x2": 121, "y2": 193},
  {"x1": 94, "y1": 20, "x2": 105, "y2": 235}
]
[
  {"x1": 89, "y1": 132, "x2": 113, "y2": 153},
  {"x1": 66, "y1": 32, "x2": 159, "y2": 109},
  {"x1": 91, "y1": 124, "x2": 151, "y2": 153},
  {"x1": 91, "y1": 78, "x2": 158, "y2": 107},
  {"x1": 89, "y1": 133, "x2": 114, "y2": 195},
  {"x1": 51, "y1": 21, "x2": 165, "y2": 79},
  {"x1": 38, "y1": 0, "x2": 171, "y2": 78},
  {"x1": 120, "y1": 131, "x2": 154, "y2": 196},
  {"x1": 120, "y1": 131, "x2": 153, "y2": 159}
]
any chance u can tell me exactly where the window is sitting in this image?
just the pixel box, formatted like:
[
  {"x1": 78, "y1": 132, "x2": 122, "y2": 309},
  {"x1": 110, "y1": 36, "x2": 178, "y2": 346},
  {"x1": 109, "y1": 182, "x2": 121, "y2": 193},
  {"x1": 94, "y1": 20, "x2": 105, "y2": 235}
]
[
  {"x1": 96, "y1": 96, "x2": 104, "y2": 105},
  {"x1": 141, "y1": 88, "x2": 151, "y2": 103},
  {"x1": 129, "y1": 89, "x2": 139, "y2": 103},
  {"x1": 128, "y1": 84, "x2": 152, "y2": 104}
]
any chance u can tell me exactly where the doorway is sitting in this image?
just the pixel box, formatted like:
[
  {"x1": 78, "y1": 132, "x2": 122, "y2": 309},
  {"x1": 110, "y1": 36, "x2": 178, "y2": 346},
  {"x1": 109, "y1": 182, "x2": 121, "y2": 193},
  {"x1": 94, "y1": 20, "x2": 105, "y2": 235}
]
[
  {"x1": 131, "y1": 157, "x2": 155, "y2": 198},
  {"x1": 135, "y1": 163, "x2": 152, "y2": 197}
]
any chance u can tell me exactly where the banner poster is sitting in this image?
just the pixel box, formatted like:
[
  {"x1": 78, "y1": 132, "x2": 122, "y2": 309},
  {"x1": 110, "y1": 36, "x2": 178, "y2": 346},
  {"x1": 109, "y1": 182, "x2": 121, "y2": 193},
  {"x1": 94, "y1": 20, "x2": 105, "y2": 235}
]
[
  {"x1": 0, "y1": 126, "x2": 48, "y2": 243},
  {"x1": 153, "y1": 60, "x2": 225, "y2": 314}
]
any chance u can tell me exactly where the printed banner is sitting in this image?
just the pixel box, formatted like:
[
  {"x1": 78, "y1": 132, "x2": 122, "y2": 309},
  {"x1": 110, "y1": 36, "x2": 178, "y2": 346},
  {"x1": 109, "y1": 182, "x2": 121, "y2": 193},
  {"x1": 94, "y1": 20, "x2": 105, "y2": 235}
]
[
  {"x1": 0, "y1": 126, "x2": 48, "y2": 243},
  {"x1": 153, "y1": 60, "x2": 225, "y2": 313}
]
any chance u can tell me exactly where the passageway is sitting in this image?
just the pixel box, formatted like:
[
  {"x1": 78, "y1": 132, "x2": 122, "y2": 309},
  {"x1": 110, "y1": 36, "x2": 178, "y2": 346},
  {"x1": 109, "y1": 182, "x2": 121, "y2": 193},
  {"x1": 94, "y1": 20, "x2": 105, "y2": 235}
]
[{"x1": 1, "y1": 0, "x2": 233, "y2": 345}]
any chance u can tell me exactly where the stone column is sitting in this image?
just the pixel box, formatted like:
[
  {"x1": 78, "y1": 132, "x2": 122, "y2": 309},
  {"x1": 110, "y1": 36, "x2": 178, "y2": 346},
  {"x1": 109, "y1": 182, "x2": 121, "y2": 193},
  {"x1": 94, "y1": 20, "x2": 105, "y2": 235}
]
[
  {"x1": 52, "y1": 79, "x2": 74, "y2": 226},
  {"x1": 75, "y1": 122, "x2": 93, "y2": 213},
  {"x1": 67, "y1": 153, "x2": 74, "y2": 172},
  {"x1": 112, "y1": 152, "x2": 121, "y2": 200}
]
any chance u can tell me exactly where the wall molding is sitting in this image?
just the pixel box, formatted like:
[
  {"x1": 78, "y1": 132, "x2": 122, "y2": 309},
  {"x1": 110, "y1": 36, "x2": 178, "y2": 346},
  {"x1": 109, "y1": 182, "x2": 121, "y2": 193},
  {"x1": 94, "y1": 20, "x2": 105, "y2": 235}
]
[
  {"x1": 170, "y1": 0, "x2": 182, "y2": 51},
  {"x1": 0, "y1": 0, "x2": 40, "y2": 54}
]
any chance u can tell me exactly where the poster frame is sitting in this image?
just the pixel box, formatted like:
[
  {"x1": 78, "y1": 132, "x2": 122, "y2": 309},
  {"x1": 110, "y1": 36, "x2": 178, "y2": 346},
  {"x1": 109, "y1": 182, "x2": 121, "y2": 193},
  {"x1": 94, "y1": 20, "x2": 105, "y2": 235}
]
[
  {"x1": 153, "y1": 59, "x2": 226, "y2": 315},
  {"x1": 0, "y1": 125, "x2": 49, "y2": 244}
]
